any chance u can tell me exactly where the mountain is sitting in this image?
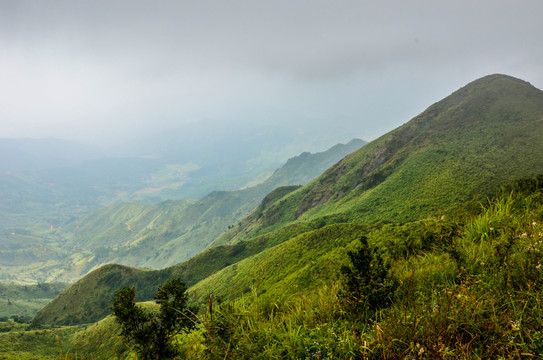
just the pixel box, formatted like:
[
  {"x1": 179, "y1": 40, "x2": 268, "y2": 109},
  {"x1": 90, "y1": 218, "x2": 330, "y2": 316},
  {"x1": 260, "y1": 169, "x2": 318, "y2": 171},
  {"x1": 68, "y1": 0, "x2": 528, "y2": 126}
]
[
  {"x1": 69, "y1": 138, "x2": 363, "y2": 272},
  {"x1": 33, "y1": 74, "x2": 543, "y2": 327},
  {"x1": 23, "y1": 75, "x2": 543, "y2": 358},
  {"x1": 115, "y1": 120, "x2": 363, "y2": 199},
  {"x1": 219, "y1": 74, "x2": 543, "y2": 244},
  {"x1": 1, "y1": 140, "x2": 364, "y2": 285},
  {"x1": 0, "y1": 122, "x2": 361, "y2": 233},
  {"x1": 193, "y1": 73, "x2": 543, "y2": 307}
]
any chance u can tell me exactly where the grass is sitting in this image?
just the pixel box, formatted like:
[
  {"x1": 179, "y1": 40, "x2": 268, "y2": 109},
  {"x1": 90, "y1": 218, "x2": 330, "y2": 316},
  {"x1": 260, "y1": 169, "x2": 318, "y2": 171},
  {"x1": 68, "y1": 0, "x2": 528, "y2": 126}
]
[
  {"x1": 0, "y1": 323, "x2": 85, "y2": 360},
  {"x1": 188, "y1": 223, "x2": 368, "y2": 303},
  {"x1": 0, "y1": 282, "x2": 67, "y2": 320},
  {"x1": 18, "y1": 75, "x2": 543, "y2": 358},
  {"x1": 180, "y1": 183, "x2": 543, "y2": 359},
  {"x1": 221, "y1": 74, "x2": 543, "y2": 244}
]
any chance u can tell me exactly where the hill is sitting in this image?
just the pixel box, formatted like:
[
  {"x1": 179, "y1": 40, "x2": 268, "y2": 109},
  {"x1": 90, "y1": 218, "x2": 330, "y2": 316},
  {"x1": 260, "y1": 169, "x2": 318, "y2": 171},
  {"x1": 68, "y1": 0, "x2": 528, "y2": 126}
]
[
  {"x1": 33, "y1": 74, "x2": 543, "y2": 329},
  {"x1": 11, "y1": 140, "x2": 362, "y2": 286},
  {"x1": 31, "y1": 264, "x2": 171, "y2": 325},
  {"x1": 219, "y1": 74, "x2": 543, "y2": 244},
  {"x1": 25, "y1": 176, "x2": 543, "y2": 358},
  {"x1": 31, "y1": 140, "x2": 364, "y2": 324}
]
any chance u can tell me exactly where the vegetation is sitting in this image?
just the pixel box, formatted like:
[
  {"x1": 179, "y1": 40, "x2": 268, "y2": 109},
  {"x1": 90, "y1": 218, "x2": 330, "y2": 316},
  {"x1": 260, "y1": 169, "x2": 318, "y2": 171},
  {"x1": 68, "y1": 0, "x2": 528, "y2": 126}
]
[
  {"x1": 112, "y1": 279, "x2": 196, "y2": 359},
  {"x1": 0, "y1": 322, "x2": 85, "y2": 360},
  {"x1": 0, "y1": 282, "x2": 67, "y2": 320},
  {"x1": 0, "y1": 139, "x2": 362, "y2": 285},
  {"x1": 11, "y1": 74, "x2": 543, "y2": 358},
  {"x1": 338, "y1": 236, "x2": 397, "y2": 319},
  {"x1": 47, "y1": 176, "x2": 536, "y2": 359},
  {"x1": 25, "y1": 175, "x2": 538, "y2": 358},
  {"x1": 185, "y1": 177, "x2": 543, "y2": 359}
]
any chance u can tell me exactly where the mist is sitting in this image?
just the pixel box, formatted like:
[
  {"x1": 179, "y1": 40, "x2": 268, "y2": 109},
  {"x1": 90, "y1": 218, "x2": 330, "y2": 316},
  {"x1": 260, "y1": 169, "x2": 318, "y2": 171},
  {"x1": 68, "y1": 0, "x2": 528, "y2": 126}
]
[{"x1": 1, "y1": 0, "x2": 542, "y2": 147}]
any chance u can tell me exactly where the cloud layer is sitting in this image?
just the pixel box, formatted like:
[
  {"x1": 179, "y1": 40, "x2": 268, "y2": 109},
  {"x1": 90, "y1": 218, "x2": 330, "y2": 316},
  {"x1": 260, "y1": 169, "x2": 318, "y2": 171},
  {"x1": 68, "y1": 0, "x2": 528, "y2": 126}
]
[{"x1": 1, "y1": 0, "x2": 542, "y2": 145}]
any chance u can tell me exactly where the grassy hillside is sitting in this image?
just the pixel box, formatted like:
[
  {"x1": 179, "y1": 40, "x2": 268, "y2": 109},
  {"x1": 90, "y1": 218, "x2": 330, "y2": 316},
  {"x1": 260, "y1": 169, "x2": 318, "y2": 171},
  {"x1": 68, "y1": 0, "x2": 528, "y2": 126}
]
[
  {"x1": 0, "y1": 323, "x2": 84, "y2": 360},
  {"x1": 27, "y1": 175, "x2": 543, "y2": 359},
  {"x1": 1, "y1": 140, "x2": 363, "y2": 284},
  {"x1": 21, "y1": 74, "x2": 543, "y2": 358},
  {"x1": 34, "y1": 74, "x2": 543, "y2": 329},
  {"x1": 32, "y1": 211, "x2": 323, "y2": 326},
  {"x1": 219, "y1": 74, "x2": 543, "y2": 244},
  {"x1": 32, "y1": 264, "x2": 172, "y2": 325},
  {"x1": 181, "y1": 176, "x2": 543, "y2": 359},
  {"x1": 189, "y1": 223, "x2": 368, "y2": 302}
]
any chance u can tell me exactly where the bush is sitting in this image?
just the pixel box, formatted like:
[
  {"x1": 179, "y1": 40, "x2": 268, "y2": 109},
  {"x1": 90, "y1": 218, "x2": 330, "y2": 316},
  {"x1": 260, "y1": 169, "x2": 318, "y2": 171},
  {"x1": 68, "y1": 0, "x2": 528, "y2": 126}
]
[
  {"x1": 339, "y1": 236, "x2": 397, "y2": 320},
  {"x1": 111, "y1": 278, "x2": 197, "y2": 359}
]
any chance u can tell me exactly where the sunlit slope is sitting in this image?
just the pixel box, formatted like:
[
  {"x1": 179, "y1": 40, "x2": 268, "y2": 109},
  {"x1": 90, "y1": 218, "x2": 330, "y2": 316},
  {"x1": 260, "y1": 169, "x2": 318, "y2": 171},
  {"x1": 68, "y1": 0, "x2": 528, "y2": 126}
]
[
  {"x1": 32, "y1": 211, "x2": 320, "y2": 325},
  {"x1": 32, "y1": 142, "x2": 365, "y2": 325},
  {"x1": 189, "y1": 224, "x2": 367, "y2": 302},
  {"x1": 220, "y1": 74, "x2": 543, "y2": 244}
]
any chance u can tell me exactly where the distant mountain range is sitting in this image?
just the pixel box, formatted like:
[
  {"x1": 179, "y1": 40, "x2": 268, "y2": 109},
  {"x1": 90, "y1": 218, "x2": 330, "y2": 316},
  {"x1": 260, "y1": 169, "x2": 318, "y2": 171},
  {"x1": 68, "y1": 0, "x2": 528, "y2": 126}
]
[
  {"x1": 0, "y1": 121, "x2": 363, "y2": 233},
  {"x1": 0, "y1": 139, "x2": 364, "y2": 286}
]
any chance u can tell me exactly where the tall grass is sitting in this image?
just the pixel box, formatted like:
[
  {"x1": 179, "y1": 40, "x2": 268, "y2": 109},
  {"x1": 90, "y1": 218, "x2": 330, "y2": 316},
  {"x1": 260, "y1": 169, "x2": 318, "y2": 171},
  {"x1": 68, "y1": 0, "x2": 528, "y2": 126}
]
[{"x1": 185, "y1": 187, "x2": 543, "y2": 359}]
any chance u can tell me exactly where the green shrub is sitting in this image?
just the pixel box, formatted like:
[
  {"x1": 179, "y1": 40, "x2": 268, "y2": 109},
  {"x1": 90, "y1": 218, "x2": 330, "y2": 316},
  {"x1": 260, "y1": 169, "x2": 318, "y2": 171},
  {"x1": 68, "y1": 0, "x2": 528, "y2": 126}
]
[
  {"x1": 339, "y1": 236, "x2": 397, "y2": 320},
  {"x1": 111, "y1": 278, "x2": 197, "y2": 359}
]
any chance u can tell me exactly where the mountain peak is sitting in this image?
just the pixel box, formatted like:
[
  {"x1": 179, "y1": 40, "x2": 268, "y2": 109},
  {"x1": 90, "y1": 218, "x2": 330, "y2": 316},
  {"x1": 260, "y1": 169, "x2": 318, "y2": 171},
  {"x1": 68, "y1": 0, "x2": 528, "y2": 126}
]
[
  {"x1": 470, "y1": 73, "x2": 530, "y2": 85},
  {"x1": 438, "y1": 73, "x2": 539, "y2": 108},
  {"x1": 223, "y1": 74, "x2": 543, "y2": 241}
]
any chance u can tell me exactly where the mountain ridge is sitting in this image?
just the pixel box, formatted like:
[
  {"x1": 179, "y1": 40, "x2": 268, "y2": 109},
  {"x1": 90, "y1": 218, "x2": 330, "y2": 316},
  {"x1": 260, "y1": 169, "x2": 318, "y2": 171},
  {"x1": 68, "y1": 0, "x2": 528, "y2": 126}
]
[
  {"x1": 1, "y1": 139, "x2": 364, "y2": 287},
  {"x1": 217, "y1": 74, "x2": 543, "y2": 245}
]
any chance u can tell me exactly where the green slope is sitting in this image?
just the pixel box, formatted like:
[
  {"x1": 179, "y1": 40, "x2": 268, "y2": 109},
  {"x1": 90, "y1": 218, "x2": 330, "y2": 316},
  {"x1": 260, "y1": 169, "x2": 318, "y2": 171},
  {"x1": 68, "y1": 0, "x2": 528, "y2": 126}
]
[
  {"x1": 220, "y1": 74, "x2": 543, "y2": 244},
  {"x1": 189, "y1": 223, "x2": 367, "y2": 302},
  {"x1": 31, "y1": 142, "x2": 364, "y2": 324},
  {"x1": 1, "y1": 140, "x2": 363, "y2": 284},
  {"x1": 32, "y1": 264, "x2": 171, "y2": 325},
  {"x1": 23, "y1": 181, "x2": 543, "y2": 358},
  {"x1": 32, "y1": 213, "x2": 323, "y2": 325},
  {"x1": 35, "y1": 74, "x2": 543, "y2": 327}
]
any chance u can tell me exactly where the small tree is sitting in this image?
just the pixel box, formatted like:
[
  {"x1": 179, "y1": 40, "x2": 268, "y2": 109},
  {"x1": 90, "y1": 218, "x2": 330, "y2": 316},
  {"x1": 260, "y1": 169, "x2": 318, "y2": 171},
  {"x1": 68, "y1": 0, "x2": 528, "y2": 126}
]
[
  {"x1": 112, "y1": 278, "x2": 196, "y2": 359},
  {"x1": 339, "y1": 236, "x2": 397, "y2": 319}
]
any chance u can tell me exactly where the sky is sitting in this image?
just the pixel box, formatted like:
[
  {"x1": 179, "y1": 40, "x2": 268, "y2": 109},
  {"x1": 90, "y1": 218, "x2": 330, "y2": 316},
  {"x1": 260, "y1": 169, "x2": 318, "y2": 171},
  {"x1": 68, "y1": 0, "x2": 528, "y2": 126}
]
[{"x1": 1, "y1": 0, "x2": 542, "y2": 147}]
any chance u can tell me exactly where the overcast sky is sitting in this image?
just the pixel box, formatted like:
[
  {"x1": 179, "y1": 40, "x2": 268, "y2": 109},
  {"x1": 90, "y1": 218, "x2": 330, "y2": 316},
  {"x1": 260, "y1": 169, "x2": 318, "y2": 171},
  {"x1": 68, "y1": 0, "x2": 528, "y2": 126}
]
[{"x1": 1, "y1": 0, "x2": 542, "y2": 147}]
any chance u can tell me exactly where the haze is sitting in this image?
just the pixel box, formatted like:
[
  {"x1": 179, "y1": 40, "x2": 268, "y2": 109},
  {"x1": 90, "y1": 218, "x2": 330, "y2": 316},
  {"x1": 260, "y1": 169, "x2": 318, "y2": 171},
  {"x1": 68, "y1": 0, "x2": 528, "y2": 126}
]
[{"x1": 1, "y1": 0, "x2": 542, "y2": 147}]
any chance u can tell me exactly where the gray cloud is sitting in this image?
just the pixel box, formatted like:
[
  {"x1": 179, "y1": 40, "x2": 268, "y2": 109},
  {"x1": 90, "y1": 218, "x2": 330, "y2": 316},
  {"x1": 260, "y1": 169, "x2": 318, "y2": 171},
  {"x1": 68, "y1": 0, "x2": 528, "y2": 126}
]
[{"x1": 0, "y1": 0, "x2": 542, "y2": 145}]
